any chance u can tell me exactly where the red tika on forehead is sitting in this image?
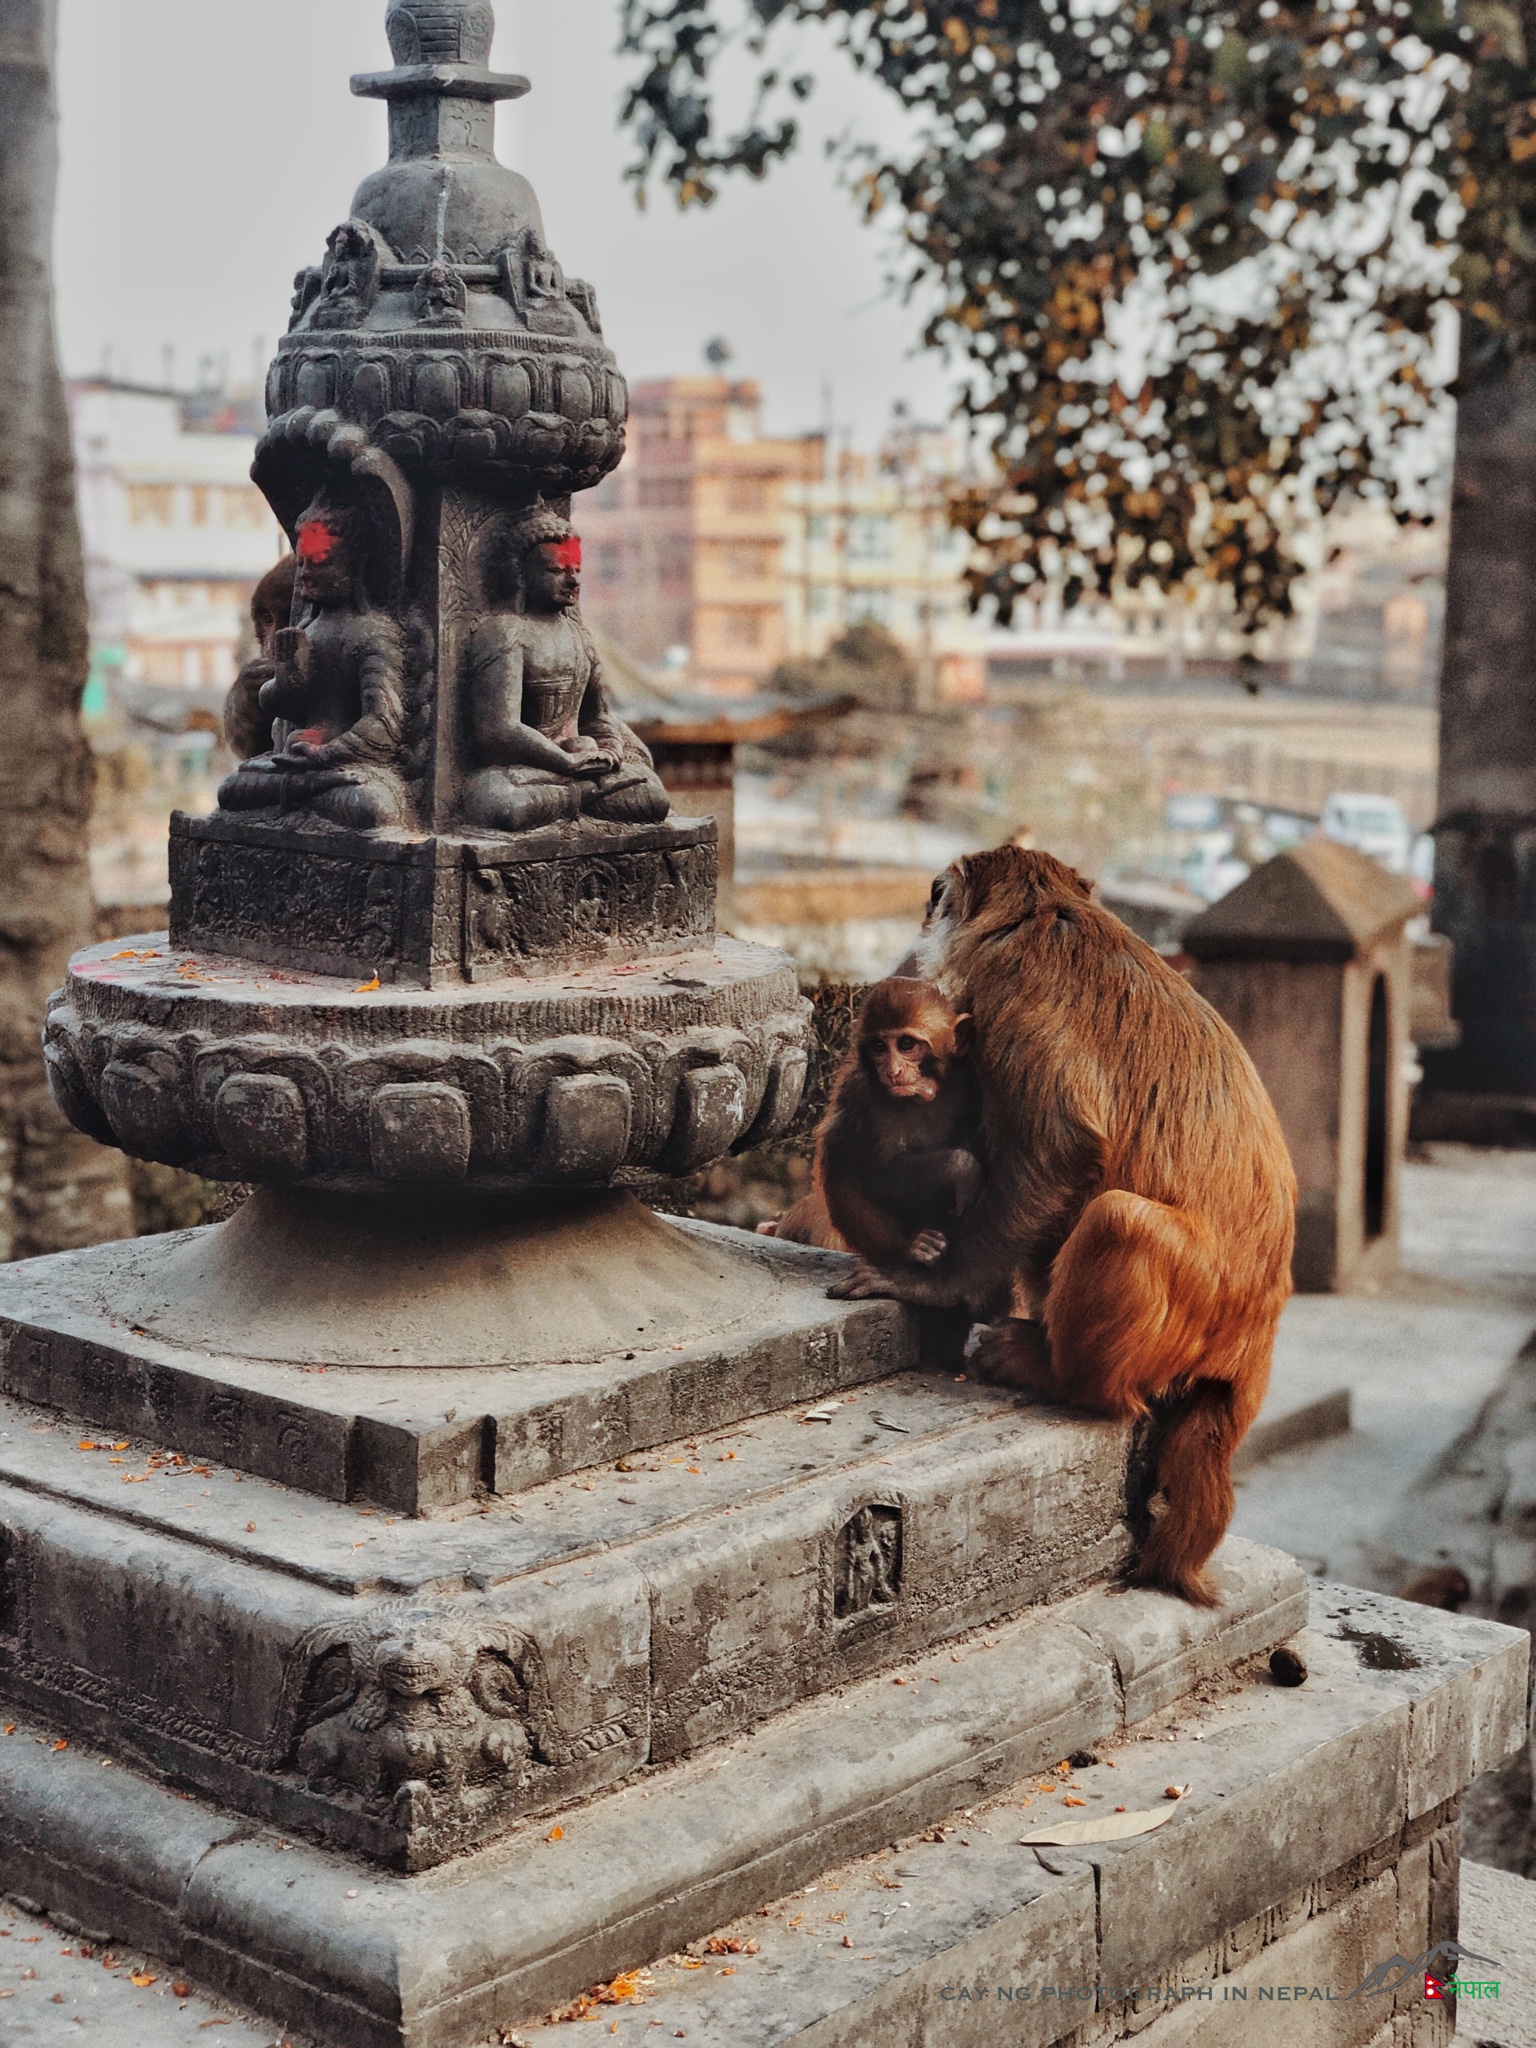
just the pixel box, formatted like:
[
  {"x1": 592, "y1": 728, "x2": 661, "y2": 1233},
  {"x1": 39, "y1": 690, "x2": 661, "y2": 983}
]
[
  {"x1": 297, "y1": 521, "x2": 341, "y2": 565},
  {"x1": 541, "y1": 535, "x2": 582, "y2": 571}
]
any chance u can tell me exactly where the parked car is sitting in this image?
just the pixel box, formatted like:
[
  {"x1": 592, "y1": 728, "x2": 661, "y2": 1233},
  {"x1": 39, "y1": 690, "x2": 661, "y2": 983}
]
[{"x1": 1319, "y1": 792, "x2": 1413, "y2": 875}]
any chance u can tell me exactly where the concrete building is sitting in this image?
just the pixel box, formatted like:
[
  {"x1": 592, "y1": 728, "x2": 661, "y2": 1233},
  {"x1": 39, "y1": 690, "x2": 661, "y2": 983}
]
[
  {"x1": 68, "y1": 378, "x2": 285, "y2": 712},
  {"x1": 780, "y1": 417, "x2": 992, "y2": 706},
  {"x1": 579, "y1": 381, "x2": 991, "y2": 701},
  {"x1": 580, "y1": 378, "x2": 820, "y2": 694}
]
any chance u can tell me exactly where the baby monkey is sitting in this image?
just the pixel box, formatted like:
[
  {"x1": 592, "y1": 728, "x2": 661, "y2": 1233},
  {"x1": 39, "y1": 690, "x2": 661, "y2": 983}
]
[{"x1": 765, "y1": 978, "x2": 983, "y2": 1266}]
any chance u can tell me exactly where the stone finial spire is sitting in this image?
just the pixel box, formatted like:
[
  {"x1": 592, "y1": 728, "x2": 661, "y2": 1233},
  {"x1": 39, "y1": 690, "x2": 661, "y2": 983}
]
[
  {"x1": 386, "y1": 0, "x2": 497, "y2": 66},
  {"x1": 354, "y1": 0, "x2": 529, "y2": 164}
]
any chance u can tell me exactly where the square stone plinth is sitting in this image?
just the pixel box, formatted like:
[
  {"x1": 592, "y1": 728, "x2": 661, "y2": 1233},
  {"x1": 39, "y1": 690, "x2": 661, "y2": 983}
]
[
  {"x1": 0, "y1": 1224, "x2": 908, "y2": 1512},
  {"x1": 169, "y1": 809, "x2": 718, "y2": 988}
]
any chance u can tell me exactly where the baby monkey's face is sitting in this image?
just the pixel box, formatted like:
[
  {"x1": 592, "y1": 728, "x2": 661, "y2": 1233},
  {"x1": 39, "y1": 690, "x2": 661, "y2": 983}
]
[{"x1": 865, "y1": 1027, "x2": 946, "y2": 1102}]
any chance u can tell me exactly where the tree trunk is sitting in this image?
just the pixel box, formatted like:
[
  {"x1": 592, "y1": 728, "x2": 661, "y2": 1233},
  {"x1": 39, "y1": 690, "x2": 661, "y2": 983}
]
[
  {"x1": 1419, "y1": 343, "x2": 1536, "y2": 1141},
  {"x1": 0, "y1": 0, "x2": 132, "y2": 1255}
]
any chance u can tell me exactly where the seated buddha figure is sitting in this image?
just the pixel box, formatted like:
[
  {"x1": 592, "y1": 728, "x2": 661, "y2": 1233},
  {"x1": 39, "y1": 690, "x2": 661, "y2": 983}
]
[
  {"x1": 461, "y1": 509, "x2": 670, "y2": 834},
  {"x1": 218, "y1": 495, "x2": 410, "y2": 832}
]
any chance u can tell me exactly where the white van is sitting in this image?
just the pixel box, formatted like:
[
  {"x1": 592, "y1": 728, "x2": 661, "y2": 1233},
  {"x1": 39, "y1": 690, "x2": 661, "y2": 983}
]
[{"x1": 1319, "y1": 792, "x2": 1413, "y2": 875}]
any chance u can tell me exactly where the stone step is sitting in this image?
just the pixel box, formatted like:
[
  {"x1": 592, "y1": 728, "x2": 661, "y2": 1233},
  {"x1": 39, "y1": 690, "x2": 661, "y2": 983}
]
[
  {"x1": 0, "y1": 1216, "x2": 916, "y2": 1512},
  {"x1": 0, "y1": 1368, "x2": 1142, "y2": 1871},
  {"x1": 508, "y1": 1583, "x2": 1524, "y2": 2048},
  {"x1": 0, "y1": 1540, "x2": 1335, "y2": 2048}
]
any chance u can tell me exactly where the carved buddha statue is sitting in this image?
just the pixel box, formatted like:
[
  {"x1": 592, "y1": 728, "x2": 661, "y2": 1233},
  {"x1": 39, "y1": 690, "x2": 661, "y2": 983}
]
[
  {"x1": 461, "y1": 509, "x2": 669, "y2": 834},
  {"x1": 219, "y1": 497, "x2": 411, "y2": 833}
]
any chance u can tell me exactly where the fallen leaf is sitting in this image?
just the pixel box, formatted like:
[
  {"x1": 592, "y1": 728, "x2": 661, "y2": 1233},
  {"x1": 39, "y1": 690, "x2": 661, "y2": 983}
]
[
  {"x1": 355, "y1": 975, "x2": 382, "y2": 993},
  {"x1": 173, "y1": 1981, "x2": 192, "y2": 1997},
  {"x1": 1063, "y1": 1796, "x2": 1086, "y2": 1807},
  {"x1": 131, "y1": 1971, "x2": 157, "y2": 1986},
  {"x1": 113, "y1": 1442, "x2": 129, "y2": 1452},
  {"x1": 77, "y1": 1441, "x2": 98, "y2": 1452},
  {"x1": 4, "y1": 1724, "x2": 14, "y2": 1735},
  {"x1": 679, "y1": 1958, "x2": 705, "y2": 1970},
  {"x1": 546, "y1": 1825, "x2": 564, "y2": 1842},
  {"x1": 52, "y1": 1739, "x2": 68, "y2": 1752},
  {"x1": 1019, "y1": 1804, "x2": 1182, "y2": 1847}
]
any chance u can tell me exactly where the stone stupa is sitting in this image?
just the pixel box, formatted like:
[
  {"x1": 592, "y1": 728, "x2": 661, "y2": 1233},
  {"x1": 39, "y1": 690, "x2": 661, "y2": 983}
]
[{"x1": 0, "y1": 9, "x2": 1522, "y2": 2045}]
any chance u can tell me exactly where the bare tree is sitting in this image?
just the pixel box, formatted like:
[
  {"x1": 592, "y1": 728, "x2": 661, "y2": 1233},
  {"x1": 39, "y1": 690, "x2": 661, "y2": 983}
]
[{"x1": 0, "y1": 0, "x2": 131, "y2": 1255}]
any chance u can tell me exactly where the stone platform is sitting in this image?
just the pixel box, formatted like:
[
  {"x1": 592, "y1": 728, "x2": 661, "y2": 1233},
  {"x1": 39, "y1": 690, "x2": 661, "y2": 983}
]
[
  {"x1": 0, "y1": 1343, "x2": 1160, "y2": 1870},
  {"x1": 512, "y1": 1584, "x2": 1526, "y2": 2048},
  {"x1": 0, "y1": 1539, "x2": 1316, "y2": 2048}
]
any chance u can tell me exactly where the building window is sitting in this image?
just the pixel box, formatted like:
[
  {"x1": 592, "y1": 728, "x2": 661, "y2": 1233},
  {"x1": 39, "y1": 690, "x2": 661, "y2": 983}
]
[
  {"x1": 726, "y1": 547, "x2": 771, "y2": 583},
  {"x1": 726, "y1": 478, "x2": 769, "y2": 514},
  {"x1": 640, "y1": 475, "x2": 691, "y2": 509},
  {"x1": 723, "y1": 611, "x2": 765, "y2": 649},
  {"x1": 809, "y1": 583, "x2": 834, "y2": 619},
  {"x1": 848, "y1": 588, "x2": 894, "y2": 627},
  {"x1": 189, "y1": 487, "x2": 210, "y2": 527},
  {"x1": 223, "y1": 486, "x2": 270, "y2": 529},
  {"x1": 591, "y1": 543, "x2": 624, "y2": 585},
  {"x1": 658, "y1": 538, "x2": 692, "y2": 585},
  {"x1": 807, "y1": 515, "x2": 832, "y2": 545},
  {"x1": 848, "y1": 516, "x2": 894, "y2": 562},
  {"x1": 127, "y1": 485, "x2": 175, "y2": 526}
]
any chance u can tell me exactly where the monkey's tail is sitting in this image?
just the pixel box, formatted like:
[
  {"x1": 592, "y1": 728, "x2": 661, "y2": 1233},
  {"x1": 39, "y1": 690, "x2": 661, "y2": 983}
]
[{"x1": 1131, "y1": 1377, "x2": 1244, "y2": 1609}]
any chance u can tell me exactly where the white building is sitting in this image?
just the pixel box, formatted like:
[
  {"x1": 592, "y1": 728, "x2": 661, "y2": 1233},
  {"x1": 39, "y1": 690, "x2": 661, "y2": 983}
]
[
  {"x1": 68, "y1": 379, "x2": 285, "y2": 711},
  {"x1": 780, "y1": 419, "x2": 994, "y2": 704}
]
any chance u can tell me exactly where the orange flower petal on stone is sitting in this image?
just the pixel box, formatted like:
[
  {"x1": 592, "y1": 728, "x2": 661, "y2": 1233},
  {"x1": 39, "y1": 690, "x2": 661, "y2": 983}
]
[
  {"x1": 546, "y1": 1825, "x2": 564, "y2": 1842},
  {"x1": 131, "y1": 1971, "x2": 157, "y2": 1987},
  {"x1": 355, "y1": 974, "x2": 382, "y2": 993}
]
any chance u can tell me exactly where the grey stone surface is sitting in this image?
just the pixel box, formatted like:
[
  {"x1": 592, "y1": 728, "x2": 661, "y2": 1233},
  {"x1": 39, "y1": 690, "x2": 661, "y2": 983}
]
[
  {"x1": 169, "y1": 812, "x2": 717, "y2": 988},
  {"x1": 47, "y1": 936, "x2": 808, "y2": 1194},
  {"x1": 0, "y1": 1541, "x2": 1310, "y2": 2046},
  {"x1": 1459, "y1": 1858, "x2": 1536, "y2": 2044},
  {"x1": 0, "y1": 1896, "x2": 292, "y2": 2047},
  {"x1": 507, "y1": 1585, "x2": 1511, "y2": 2048},
  {"x1": 0, "y1": 1371, "x2": 1141, "y2": 1868},
  {"x1": 0, "y1": 1212, "x2": 912, "y2": 1507}
]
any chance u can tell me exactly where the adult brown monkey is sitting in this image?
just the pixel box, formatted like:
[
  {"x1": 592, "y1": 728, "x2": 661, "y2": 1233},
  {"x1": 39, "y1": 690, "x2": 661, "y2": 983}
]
[{"x1": 833, "y1": 847, "x2": 1297, "y2": 1607}]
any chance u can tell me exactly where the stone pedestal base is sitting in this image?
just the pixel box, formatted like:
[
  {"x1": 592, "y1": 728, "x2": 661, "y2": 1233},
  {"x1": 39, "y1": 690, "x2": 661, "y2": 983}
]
[{"x1": 169, "y1": 809, "x2": 718, "y2": 987}]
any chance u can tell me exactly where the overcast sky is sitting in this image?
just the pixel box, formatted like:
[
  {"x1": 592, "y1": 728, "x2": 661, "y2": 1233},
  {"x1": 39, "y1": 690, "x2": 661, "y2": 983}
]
[{"x1": 53, "y1": 0, "x2": 953, "y2": 447}]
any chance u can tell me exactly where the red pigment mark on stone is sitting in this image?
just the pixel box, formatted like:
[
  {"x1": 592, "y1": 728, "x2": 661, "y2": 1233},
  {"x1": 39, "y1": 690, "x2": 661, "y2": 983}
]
[
  {"x1": 298, "y1": 521, "x2": 340, "y2": 564},
  {"x1": 293, "y1": 728, "x2": 326, "y2": 746},
  {"x1": 543, "y1": 536, "x2": 582, "y2": 571}
]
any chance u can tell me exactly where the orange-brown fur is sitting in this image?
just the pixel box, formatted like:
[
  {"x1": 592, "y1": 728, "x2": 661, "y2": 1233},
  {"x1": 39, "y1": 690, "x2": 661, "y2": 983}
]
[
  {"x1": 765, "y1": 980, "x2": 982, "y2": 1266},
  {"x1": 834, "y1": 849, "x2": 1297, "y2": 1607}
]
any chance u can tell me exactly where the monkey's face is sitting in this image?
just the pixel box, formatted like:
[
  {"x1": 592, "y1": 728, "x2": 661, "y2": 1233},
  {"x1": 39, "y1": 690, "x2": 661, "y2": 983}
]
[
  {"x1": 907, "y1": 865, "x2": 964, "y2": 984},
  {"x1": 865, "y1": 1027, "x2": 947, "y2": 1103}
]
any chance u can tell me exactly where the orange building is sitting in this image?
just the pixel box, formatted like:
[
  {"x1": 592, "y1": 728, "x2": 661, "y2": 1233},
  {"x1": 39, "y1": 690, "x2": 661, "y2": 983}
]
[{"x1": 580, "y1": 378, "x2": 821, "y2": 696}]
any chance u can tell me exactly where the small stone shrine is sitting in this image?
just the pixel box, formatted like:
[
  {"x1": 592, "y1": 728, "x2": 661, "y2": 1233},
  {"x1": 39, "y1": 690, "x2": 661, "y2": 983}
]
[
  {"x1": 0, "y1": 11, "x2": 1524, "y2": 2045},
  {"x1": 1186, "y1": 840, "x2": 1420, "y2": 1294}
]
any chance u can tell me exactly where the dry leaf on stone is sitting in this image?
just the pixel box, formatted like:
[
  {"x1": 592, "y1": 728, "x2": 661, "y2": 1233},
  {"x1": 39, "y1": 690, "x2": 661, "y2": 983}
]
[{"x1": 1019, "y1": 1804, "x2": 1182, "y2": 1847}]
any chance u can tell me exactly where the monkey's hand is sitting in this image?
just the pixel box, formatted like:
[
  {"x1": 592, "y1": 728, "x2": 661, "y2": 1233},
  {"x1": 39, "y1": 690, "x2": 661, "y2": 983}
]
[
  {"x1": 907, "y1": 1229, "x2": 948, "y2": 1265},
  {"x1": 828, "y1": 1262, "x2": 963, "y2": 1306}
]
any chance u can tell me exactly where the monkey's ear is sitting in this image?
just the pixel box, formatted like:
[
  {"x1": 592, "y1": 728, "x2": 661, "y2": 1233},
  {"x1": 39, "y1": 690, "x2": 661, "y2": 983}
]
[
  {"x1": 1066, "y1": 867, "x2": 1094, "y2": 900},
  {"x1": 952, "y1": 1013, "x2": 974, "y2": 1056}
]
